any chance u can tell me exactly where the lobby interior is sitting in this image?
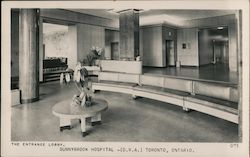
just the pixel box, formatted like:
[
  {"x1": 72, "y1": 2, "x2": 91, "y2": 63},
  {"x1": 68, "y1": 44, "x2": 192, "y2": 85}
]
[{"x1": 10, "y1": 9, "x2": 242, "y2": 142}]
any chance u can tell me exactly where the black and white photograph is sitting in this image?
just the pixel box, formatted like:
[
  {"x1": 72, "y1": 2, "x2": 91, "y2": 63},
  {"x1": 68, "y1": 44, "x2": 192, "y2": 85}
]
[{"x1": 1, "y1": 0, "x2": 249, "y2": 157}]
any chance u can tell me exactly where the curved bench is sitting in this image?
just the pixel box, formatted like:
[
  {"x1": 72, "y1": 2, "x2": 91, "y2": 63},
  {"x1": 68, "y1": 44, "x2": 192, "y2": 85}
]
[
  {"x1": 184, "y1": 81, "x2": 238, "y2": 123},
  {"x1": 92, "y1": 71, "x2": 239, "y2": 124},
  {"x1": 92, "y1": 72, "x2": 139, "y2": 95}
]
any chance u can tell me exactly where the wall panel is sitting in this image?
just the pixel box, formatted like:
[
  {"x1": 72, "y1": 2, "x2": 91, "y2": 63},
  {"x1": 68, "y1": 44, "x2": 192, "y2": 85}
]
[
  {"x1": 198, "y1": 29, "x2": 213, "y2": 65},
  {"x1": 68, "y1": 25, "x2": 78, "y2": 69},
  {"x1": 105, "y1": 29, "x2": 119, "y2": 59},
  {"x1": 177, "y1": 28, "x2": 199, "y2": 66},
  {"x1": 77, "y1": 24, "x2": 105, "y2": 63},
  {"x1": 228, "y1": 23, "x2": 238, "y2": 71},
  {"x1": 141, "y1": 26, "x2": 163, "y2": 67},
  {"x1": 11, "y1": 10, "x2": 19, "y2": 78}
]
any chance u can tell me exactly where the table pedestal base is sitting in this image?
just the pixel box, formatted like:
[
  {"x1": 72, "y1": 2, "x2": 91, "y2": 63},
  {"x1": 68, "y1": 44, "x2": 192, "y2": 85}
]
[
  {"x1": 92, "y1": 121, "x2": 102, "y2": 126},
  {"x1": 59, "y1": 118, "x2": 71, "y2": 132},
  {"x1": 59, "y1": 113, "x2": 102, "y2": 137},
  {"x1": 91, "y1": 113, "x2": 101, "y2": 126},
  {"x1": 60, "y1": 125, "x2": 71, "y2": 132},
  {"x1": 82, "y1": 131, "x2": 89, "y2": 137}
]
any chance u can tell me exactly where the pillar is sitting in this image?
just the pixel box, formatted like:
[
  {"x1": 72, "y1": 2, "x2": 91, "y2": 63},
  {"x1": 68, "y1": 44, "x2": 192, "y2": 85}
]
[
  {"x1": 236, "y1": 10, "x2": 242, "y2": 142},
  {"x1": 11, "y1": 9, "x2": 20, "y2": 79},
  {"x1": 119, "y1": 9, "x2": 139, "y2": 60},
  {"x1": 39, "y1": 17, "x2": 43, "y2": 82},
  {"x1": 19, "y1": 9, "x2": 39, "y2": 103}
]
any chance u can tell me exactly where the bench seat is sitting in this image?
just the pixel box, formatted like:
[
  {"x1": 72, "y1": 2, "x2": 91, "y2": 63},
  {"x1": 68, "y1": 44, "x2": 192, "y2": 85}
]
[
  {"x1": 184, "y1": 95, "x2": 238, "y2": 123},
  {"x1": 95, "y1": 80, "x2": 137, "y2": 88},
  {"x1": 186, "y1": 95, "x2": 238, "y2": 111},
  {"x1": 92, "y1": 81, "x2": 137, "y2": 95},
  {"x1": 134, "y1": 85, "x2": 189, "y2": 99},
  {"x1": 92, "y1": 70, "x2": 239, "y2": 124},
  {"x1": 133, "y1": 85, "x2": 189, "y2": 107}
]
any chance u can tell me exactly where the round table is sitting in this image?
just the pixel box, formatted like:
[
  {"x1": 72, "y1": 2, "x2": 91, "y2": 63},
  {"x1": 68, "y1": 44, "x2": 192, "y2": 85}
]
[{"x1": 52, "y1": 98, "x2": 108, "y2": 137}]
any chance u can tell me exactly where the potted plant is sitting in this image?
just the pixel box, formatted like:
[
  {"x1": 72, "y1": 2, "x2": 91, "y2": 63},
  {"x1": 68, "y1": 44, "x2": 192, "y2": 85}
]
[
  {"x1": 70, "y1": 62, "x2": 94, "y2": 108},
  {"x1": 83, "y1": 46, "x2": 103, "y2": 66},
  {"x1": 82, "y1": 46, "x2": 102, "y2": 73}
]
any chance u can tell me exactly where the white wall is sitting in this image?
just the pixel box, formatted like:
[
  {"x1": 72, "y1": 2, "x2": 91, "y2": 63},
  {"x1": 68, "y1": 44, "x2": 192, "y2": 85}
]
[
  {"x1": 141, "y1": 26, "x2": 164, "y2": 67},
  {"x1": 177, "y1": 28, "x2": 199, "y2": 66},
  {"x1": 228, "y1": 23, "x2": 237, "y2": 71},
  {"x1": 105, "y1": 29, "x2": 119, "y2": 59},
  {"x1": 43, "y1": 29, "x2": 69, "y2": 58},
  {"x1": 198, "y1": 29, "x2": 213, "y2": 65},
  {"x1": 43, "y1": 24, "x2": 77, "y2": 69},
  {"x1": 68, "y1": 25, "x2": 78, "y2": 69}
]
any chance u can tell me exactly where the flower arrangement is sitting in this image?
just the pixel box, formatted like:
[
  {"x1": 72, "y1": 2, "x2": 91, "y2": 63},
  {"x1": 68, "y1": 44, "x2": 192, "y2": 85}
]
[
  {"x1": 71, "y1": 62, "x2": 94, "y2": 108},
  {"x1": 83, "y1": 46, "x2": 103, "y2": 66}
]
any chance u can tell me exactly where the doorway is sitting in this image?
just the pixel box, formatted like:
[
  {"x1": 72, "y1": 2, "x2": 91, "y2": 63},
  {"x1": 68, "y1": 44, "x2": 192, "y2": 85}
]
[
  {"x1": 165, "y1": 40, "x2": 175, "y2": 66},
  {"x1": 198, "y1": 27, "x2": 229, "y2": 66},
  {"x1": 111, "y1": 42, "x2": 119, "y2": 60},
  {"x1": 212, "y1": 40, "x2": 229, "y2": 64}
]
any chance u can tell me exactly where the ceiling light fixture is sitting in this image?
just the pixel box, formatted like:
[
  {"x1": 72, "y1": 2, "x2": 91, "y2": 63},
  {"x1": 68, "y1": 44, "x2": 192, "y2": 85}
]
[
  {"x1": 217, "y1": 26, "x2": 224, "y2": 30},
  {"x1": 107, "y1": 9, "x2": 147, "y2": 14}
]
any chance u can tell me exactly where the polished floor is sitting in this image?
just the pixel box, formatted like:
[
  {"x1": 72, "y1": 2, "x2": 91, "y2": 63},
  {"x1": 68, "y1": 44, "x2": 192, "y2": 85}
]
[
  {"x1": 11, "y1": 82, "x2": 238, "y2": 142},
  {"x1": 143, "y1": 63, "x2": 238, "y2": 84}
]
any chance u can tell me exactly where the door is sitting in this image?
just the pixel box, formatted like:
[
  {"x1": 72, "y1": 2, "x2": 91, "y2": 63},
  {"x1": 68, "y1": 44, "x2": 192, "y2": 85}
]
[
  {"x1": 111, "y1": 42, "x2": 119, "y2": 60},
  {"x1": 166, "y1": 40, "x2": 175, "y2": 66},
  {"x1": 213, "y1": 41, "x2": 229, "y2": 64}
]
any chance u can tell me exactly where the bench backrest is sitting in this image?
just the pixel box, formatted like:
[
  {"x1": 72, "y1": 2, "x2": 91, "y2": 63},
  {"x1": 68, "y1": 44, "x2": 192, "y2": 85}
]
[
  {"x1": 100, "y1": 60, "x2": 142, "y2": 74},
  {"x1": 193, "y1": 81, "x2": 238, "y2": 102},
  {"x1": 98, "y1": 71, "x2": 239, "y2": 103},
  {"x1": 98, "y1": 72, "x2": 140, "y2": 84},
  {"x1": 140, "y1": 75, "x2": 192, "y2": 93},
  {"x1": 140, "y1": 75, "x2": 164, "y2": 87},
  {"x1": 163, "y1": 77, "x2": 193, "y2": 93}
]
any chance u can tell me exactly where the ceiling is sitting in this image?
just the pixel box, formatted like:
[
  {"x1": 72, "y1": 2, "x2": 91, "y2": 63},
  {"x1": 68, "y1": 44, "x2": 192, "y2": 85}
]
[
  {"x1": 68, "y1": 9, "x2": 119, "y2": 19},
  {"x1": 43, "y1": 10, "x2": 232, "y2": 42},
  {"x1": 43, "y1": 9, "x2": 236, "y2": 33},
  {"x1": 43, "y1": 23, "x2": 68, "y2": 34},
  {"x1": 68, "y1": 9, "x2": 235, "y2": 20},
  {"x1": 67, "y1": 9, "x2": 236, "y2": 27},
  {"x1": 205, "y1": 27, "x2": 229, "y2": 41}
]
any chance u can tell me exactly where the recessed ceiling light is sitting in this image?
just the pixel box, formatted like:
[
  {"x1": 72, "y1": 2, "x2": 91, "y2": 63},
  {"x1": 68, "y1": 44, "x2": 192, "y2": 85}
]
[
  {"x1": 217, "y1": 27, "x2": 224, "y2": 30},
  {"x1": 107, "y1": 9, "x2": 148, "y2": 14}
]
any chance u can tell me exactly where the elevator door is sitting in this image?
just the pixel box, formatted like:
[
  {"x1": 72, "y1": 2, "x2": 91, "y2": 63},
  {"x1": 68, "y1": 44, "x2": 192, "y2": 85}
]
[
  {"x1": 111, "y1": 42, "x2": 119, "y2": 60},
  {"x1": 213, "y1": 41, "x2": 229, "y2": 64},
  {"x1": 166, "y1": 40, "x2": 175, "y2": 66}
]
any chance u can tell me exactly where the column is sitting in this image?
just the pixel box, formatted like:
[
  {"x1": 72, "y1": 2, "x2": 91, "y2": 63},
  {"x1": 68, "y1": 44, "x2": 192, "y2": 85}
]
[
  {"x1": 119, "y1": 9, "x2": 139, "y2": 60},
  {"x1": 19, "y1": 9, "x2": 39, "y2": 103},
  {"x1": 38, "y1": 17, "x2": 43, "y2": 82},
  {"x1": 236, "y1": 10, "x2": 242, "y2": 142},
  {"x1": 228, "y1": 19, "x2": 238, "y2": 71}
]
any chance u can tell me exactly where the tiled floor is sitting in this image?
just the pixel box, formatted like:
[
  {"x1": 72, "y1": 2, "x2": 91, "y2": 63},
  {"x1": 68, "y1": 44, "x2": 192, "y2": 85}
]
[
  {"x1": 143, "y1": 63, "x2": 238, "y2": 84},
  {"x1": 11, "y1": 82, "x2": 238, "y2": 142}
]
